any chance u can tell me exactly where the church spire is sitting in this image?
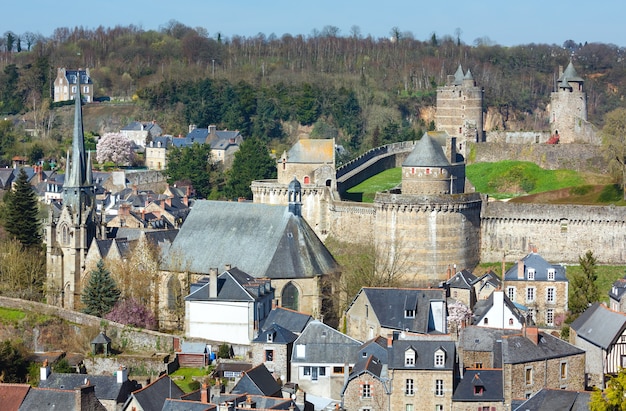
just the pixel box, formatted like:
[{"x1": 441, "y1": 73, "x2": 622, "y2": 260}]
[{"x1": 65, "y1": 82, "x2": 87, "y2": 187}]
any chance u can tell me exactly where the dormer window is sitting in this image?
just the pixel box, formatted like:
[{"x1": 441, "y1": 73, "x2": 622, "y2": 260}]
[
  {"x1": 405, "y1": 309, "x2": 415, "y2": 319},
  {"x1": 434, "y1": 349, "x2": 445, "y2": 367},
  {"x1": 405, "y1": 348, "x2": 416, "y2": 366},
  {"x1": 547, "y1": 268, "x2": 555, "y2": 281},
  {"x1": 527, "y1": 268, "x2": 535, "y2": 280},
  {"x1": 266, "y1": 332, "x2": 274, "y2": 343},
  {"x1": 474, "y1": 385, "x2": 484, "y2": 396}
]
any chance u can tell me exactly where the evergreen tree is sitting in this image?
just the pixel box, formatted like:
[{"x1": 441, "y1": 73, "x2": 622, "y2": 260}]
[
  {"x1": 3, "y1": 168, "x2": 41, "y2": 248},
  {"x1": 569, "y1": 250, "x2": 600, "y2": 320},
  {"x1": 0, "y1": 340, "x2": 27, "y2": 383},
  {"x1": 165, "y1": 143, "x2": 224, "y2": 199},
  {"x1": 81, "y1": 260, "x2": 121, "y2": 318},
  {"x1": 225, "y1": 138, "x2": 276, "y2": 200}
]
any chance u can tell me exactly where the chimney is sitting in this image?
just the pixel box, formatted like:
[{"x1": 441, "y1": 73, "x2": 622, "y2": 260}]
[
  {"x1": 117, "y1": 366, "x2": 128, "y2": 383},
  {"x1": 387, "y1": 334, "x2": 393, "y2": 348},
  {"x1": 75, "y1": 381, "x2": 95, "y2": 411},
  {"x1": 40, "y1": 359, "x2": 51, "y2": 381},
  {"x1": 225, "y1": 264, "x2": 232, "y2": 271},
  {"x1": 209, "y1": 268, "x2": 218, "y2": 298},
  {"x1": 524, "y1": 326, "x2": 539, "y2": 345},
  {"x1": 201, "y1": 383, "x2": 208, "y2": 403},
  {"x1": 132, "y1": 185, "x2": 138, "y2": 195},
  {"x1": 182, "y1": 195, "x2": 188, "y2": 207},
  {"x1": 517, "y1": 260, "x2": 524, "y2": 279},
  {"x1": 209, "y1": 125, "x2": 216, "y2": 135}
]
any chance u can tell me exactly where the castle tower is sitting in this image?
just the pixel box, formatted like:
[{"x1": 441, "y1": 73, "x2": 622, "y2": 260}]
[
  {"x1": 46, "y1": 86, "x2": 98, "y2": 308},
  {"x1": 550, "y1": 61, "x2": 587, "y2": 143},
  {"x1": 435, "y1": 64, "x2": 484, "y2": 158}
]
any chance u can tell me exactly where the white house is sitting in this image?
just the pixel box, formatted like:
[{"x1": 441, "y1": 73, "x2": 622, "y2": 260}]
[
  {"x1": 185, "y1": 267, "x2": 274, "y2": 346},
  {"x1": 472, "y1": 289, "x2": 526, "y2": 330}
]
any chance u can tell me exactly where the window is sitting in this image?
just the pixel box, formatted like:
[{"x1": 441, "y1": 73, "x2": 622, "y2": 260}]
[
  {"x1": 547, "y1": 309, "x2": 554, "y2": 326},
  {"x1": 526, "y1": 287, "x2": 535, "y2": 302},
  {"x1": 474, "y1": 386, "x2": 484, "y2": 396},
  {"x1": 621, "y1": 335, "x2": 626, "y2": 343},
  {"x1": 83, "y1": 86, "x2": 89, "y2": 93},
  {"x1": 548, "y1": 268, "x2": 556, "y2": 280},
  {"x1": 296, "y1": 344, "x2": 305, "y2": 358},
  {"x1": 474, "y1": 362, "x2": 483, "y2": 369},
  {"x1": 434, "y1": 350, "x2": 445, "y2": 367},
  {"x1": 319, "y1": 367, "x2": 326, "y2": 376},
  {"x1": 561, "y1": 362, "x2": 568, "y2": 379},
  {"x1": 405, "y1": 309, "x2": 415, "y2": 318},
  {"x1": 525, "y1": 367, "x2": 533, "y2": 385},
  {"x1": 265, "y1": 350, "x2": 273, "y2": 362},
  {"x1": 507, "y1": 286, "x2": 516, "y2": 301},
  {"x1": 406, "y1": 405, "x2": 414, "y2": 411},
  {"x1": 547, "y1": 287, "x2": 555, "y2": 303},
  {"x1": 405, "y1": 379, "x2": 414, "y2": 395},
  {"x1": 362, "y1": 383, "x2": 371, "y2": 398},
  {"x1": 435, "y1": 405, "x2": 444, "y2": 411},
  {"x1": 527, "y1": 268, "x2": 535, "y2": 280},
  {"x1": 483, "y1": 318, "x2": 489, "y2": 325},
  {"x1": 303, "y1": 366, "x2": 311, "y2": 376},
  {"x1": 333, "y1": 366, "x2": 345, "y2": 374},
  {"x1": 435, "y1": 380, "x2": 444, "y2": 396},
  {"x1": 405, "y1": 349, "x2": 416, "y2": 366},
  {"x1": 267, "y1": 332, "x2": 273, "y2": 343}
]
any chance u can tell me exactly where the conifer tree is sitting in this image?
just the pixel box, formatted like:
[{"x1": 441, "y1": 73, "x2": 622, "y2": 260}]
[
  {"x1": 81, "y1": 260, "x2": 121, "y2": 317},
  {"x1": 3, "y1": 168, "x2": 41, "y2": 248},
  {"x1": 225, "y1": 138, "x2": 276, "y2": 200},
  {"x1": 569, "y1": 250, "x2": 600, "y2": 320}
]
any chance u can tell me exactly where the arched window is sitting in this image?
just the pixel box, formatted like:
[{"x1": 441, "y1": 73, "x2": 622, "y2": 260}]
[
  {"x1": 282, "y1": 282, "x2": 299, "y2": 311},
  {"x1": 303, "y1": 176, "x2": 310, "y2": 184}
]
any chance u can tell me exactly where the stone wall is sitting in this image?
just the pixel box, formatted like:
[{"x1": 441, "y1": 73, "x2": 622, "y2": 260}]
[
  {"x1": 481, "y1": 201, "x2": 626, "y2": 264},
  {"x1": 486, "y1": 131, "x2": 551, "y2": 144},
  {"x1": 468, "y1": 142, "x2": 607, "y2": 173},
  {"x1": 0, "y1": 296, "x2": 176, "y2": 353}
]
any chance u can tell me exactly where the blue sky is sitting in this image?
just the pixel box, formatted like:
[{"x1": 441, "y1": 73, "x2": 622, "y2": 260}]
[{"x1": 5, "y1": 0, "x2": 625, "y2": 47}]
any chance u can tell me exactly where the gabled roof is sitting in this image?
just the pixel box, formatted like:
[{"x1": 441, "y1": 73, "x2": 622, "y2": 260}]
[
  {"x1": 0, "y1": 383, "x2": 30, "y2": 411},
  {"x1": 357, "y1": 336, "x2": 390, "y2": 364},
  {"x1": 39, "y1": 373, "x2": 139, "y2": 403},
  {"x1": 388, "y1": 339, "x2": 456, "y2": 370},
  {"x1": 472, "y1": 291, "x2": 526, "y2": 326},
  {"x1": 163, "y1": 201, "x2": 339, "y2": 279},
  {"x1": 502, "y1": 331, "x2": 584, "y2": 364},
  {"x1": 513, "y1": 388, "x2": 590, "y2": 411},
  {"x1": 261, "y1": 307, "x2": 313, "y2": 334},
  {"x1": 503, "y1": 252, "x2": 567, "y2": 282},
  {"x1": 570, "y1": 303, "x2": 626, "y2": 349},
  {"x1": 609, "y1": 276, "x2": 626, "y2": 302},
  {"x1": 230, "y1": 364, "x2": 282, "y2": 397},
  {"x1": 446, "y1": 269, "x2": 478, "y2": 290},
  {"x1": 125, "y1": 374, "x2": 183, "y2": 411},
  {"x1": 342, "y1": 354, "x2": 385, "y2": 395},
  {"x1": 18, "y1": 387, "x2": 77, "y2": 410},
  {"x1": 452, "y1": 369, "x2": 503, "y2": 402},
  {"x1": 253, "y1": 323, "x2": 298, "y2": 344},
  {"x1": 475, "y1": 271, "x2": 502, "y2": 292},
  {"x1": 186, "y1": 268, "x2": 271, "y2": 302},
  {"x1": 352, "y1": 287, "x2": 446, "y2": 334},
  {"x1": 402, "y1": 132, "x2": 450, "y2": 167},
  {"x1": 285, "y1": 139, "x2": 335, "y2": 163},
  {"x1": 161, "y1": 398, "x2": 215, "y2": 411},
  {"x1": 292, "y1": 321, "x2": 362, "y2": 364}
]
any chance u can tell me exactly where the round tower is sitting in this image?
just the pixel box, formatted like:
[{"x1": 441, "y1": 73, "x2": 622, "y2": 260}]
[{"x1": 550, "y1": 61, "x2": 587, "y2": 143}]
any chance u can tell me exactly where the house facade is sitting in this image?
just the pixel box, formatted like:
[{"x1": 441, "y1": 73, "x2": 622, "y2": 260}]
[
  {"x1": 54, "y1": 68, "x2": 93, "y2": 102},
  {"x1": 503, "y1": 251, "x2": 568, "y2": 327}
]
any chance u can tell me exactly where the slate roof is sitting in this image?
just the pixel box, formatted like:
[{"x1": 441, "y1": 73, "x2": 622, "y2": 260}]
[
  {"x1": 446, "y1": 269, "x2": 478, "y2": 290},
  {"x1": 570, "y1": 302, "x2": 626, "y2": 349},
  {"x1": 609, "y1": 276, "x2": 626, "y2": 302},
  {"x1": 357, "y1": 336, "x2": 390, "y2": 364},
  {"x1": 342, "y1": 354, "x2": 385, "y2": 396},
  {"x1": 121, "y1": 121, "x2": 162, "y2": 136},
  {"x1": 211, "y1": 394, "x2": 298, "y2": 410},
  {"x1": 452, "y1": 369, "x2": 503, "y2": 402},
  {"x1": 180, "y1": 342, "x2": 209, "y2": 354},
  {"x1": 261, "y1": 307, "x2": 313, "y2": 334},
  {"x1": 291, "y1": 321, "x2": 362, "y2": 364},
  {"x1": 403, "y1": 132, "x2": 450, "y2": 167},
  {"x1": 0, "y1": 383, "x2": 30, "y2": 411},
  {"x1": 504, "y1": 252, "x2": 567, "y2": 282},
  {"x1": 163, "y1": 200, "x2": 339, "y2": 280},
  {"x1": 513, "y1": 388, "x2": 590, "y2": 411},
  {"x1": 161, "y1": 399, "x2": 215, "y2": 411},
  {"x1": 388, "y1": 339, "x2": 456, "y2": 370},
  {"x1": 18, "y1": 387, "x2": 78, "y2": 410},
  {"x1": 472, "y1": 291, "x2": 526, "y2": 325},
  {"x1": 458, "y1": 326, "x2": 519, "y2": 368},
  {"x1": 502, "y1": 331, "x2": 584, "y2": 364},
  {"x1": 285, "y1": 139, "x2": 334, "y2": 163},
  {"x1": 230, "y1": 364, "x2": 282, "y2": 397},
  {"x1": 185, "y1": 268, "x2": 271, "y2": 302},
  {"x1": 453, "y1": 64, "x2": 465, "y2": 85},
  {"x1": 253, "y1": 323, "x2": 298, "y2": 344},
  {"x1": 125, "y1": 374, "x2": 184, "y2": 411},
  {"x1": 558, "y1": 61, "x2": 584, "y2": 83},
  {"x1": 475, "y1": 270, "x2": 502, "y2": 293},
  {"x1": 39, "y1": 372, "x2": 139, "y2": 403},
  {"x1": 352, "y1": 287, "x2": 447, "y2": 334}
]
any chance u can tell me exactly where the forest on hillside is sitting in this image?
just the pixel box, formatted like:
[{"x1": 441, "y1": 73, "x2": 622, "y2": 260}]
[{"x1": 1, "y1": 22, "x2": 625, "y2": 162}]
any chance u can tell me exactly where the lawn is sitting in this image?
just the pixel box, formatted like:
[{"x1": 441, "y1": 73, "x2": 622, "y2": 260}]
[
  {"x1": 345, "y1": 168, "x2": 402, "y2": 202},
  {"x1": 170, "y1": 367, "x2": 213, "y2": 393},
  {"x1": 0, "y1": 307, "x2": 26, "y2": 324}
]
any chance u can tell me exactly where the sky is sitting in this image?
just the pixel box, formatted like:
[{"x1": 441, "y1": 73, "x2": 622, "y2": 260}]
[{"x1": 5, "y1": 0, "x2": 626, "y2": 48}]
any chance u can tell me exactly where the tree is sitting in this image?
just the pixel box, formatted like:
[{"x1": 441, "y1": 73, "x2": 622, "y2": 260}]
[
  {"x1": 601, "y1": 108, "x2": 626, "y2": 199},
  {"x1": 0, "y1": 340, "x2": 27, "y2": 383},
  {"x1": 165, "y1": 143, "x2": 224, "y2": 199},
  {"x1": 590, "y1": 368, "x2": 626, "y2": 411},
  {"x1": 96, "y1": 132, "x2": 135, "y2": 166},
  {"x1": 81, "y1": 259, "x2": 121, "y2": 317},
  {"x1": 569, "y1": 250, "x2": 600, "y2": 319},
  {"x1": 3, "y1": 168, "x2": 41, "y2": 248},
  {"x1": 224, "y1": 138, "x2": 276, "y2": 199},
  {"x1": 105, "y1": 298, "x2": 157, "y2": 330},
  {"x1": 0, "y1": 238, "x2": 45, "y2": 300}
]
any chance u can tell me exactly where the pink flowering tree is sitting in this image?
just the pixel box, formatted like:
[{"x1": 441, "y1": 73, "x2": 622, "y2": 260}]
[
  {"x1": 96, "y1": 132, "x2": 135, "y2": 166},
  {"x1": 104, "y1": 298, "x2": 157, "y2": 330},
  {"x1": 447, "y1": 300, "x2": 472, "y2": 334}
]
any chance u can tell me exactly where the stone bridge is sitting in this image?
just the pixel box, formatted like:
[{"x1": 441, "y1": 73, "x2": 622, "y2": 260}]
[{"x1": 335, "y1": 141, "x2": 416, "y2": 196}]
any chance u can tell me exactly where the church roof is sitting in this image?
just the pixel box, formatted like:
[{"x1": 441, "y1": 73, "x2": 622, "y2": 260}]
[
  {"x1": 453, "y1": 64, "x2": 465, "y2": 85},
  {"x1": 163, "y1": 200, "x2": 339, "y2": 279},
  {"x1": 286, "y1": 139, "x2": 335, "y2": 163},
  {"x1": 558, "y1": 61, "x2": 584, "y2": 83},
  {"x1": 402, "y1": 132, "x2": 450, "y2": 167}
]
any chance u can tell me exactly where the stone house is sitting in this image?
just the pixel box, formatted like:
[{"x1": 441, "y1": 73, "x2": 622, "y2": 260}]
[
  {"x1": 340, "y1": 354, "x2": 389, "y2": 411},
  {"x1": 503, "y1": 251, "x2": 568, "y2": 327},
  {"x1": 443, "y1": 269, "x2": 478, "y2": 308},
  {"x1": 291, "y1": 320, "x2": 362, "y2": 401},
  {"x1": 452, "y1": 369, "x2": 505, "y2": 411},
  {"x1": 185, "y1": 267, "x2": 274, "y2": 345},
  {"x1": 145, "y1": 136, "x2": 172, "y2": 170},
  {"x1": 251, "y1": 323, "x2": 298, "y2": 383},
  {"x1": 458, "y1": 326, "x2": 585, "y2": 405},
  {"x1": 122, "y1": 374, "x2": 184, "y2": 411},
  {"x1": 54, "y1": 68, "x2": 93, "y2": 102},
  {"x1": 511, "y1": 388, "x2": 590, "y2": 411},
  {"x1": 344, "y1": 287, "x2": 447, "y2": 342},
  {"x1": 609, "y1": 275, "x2": 626, "y2": 312},
  {"x1": 569, "y1": 302, "x2": 626, "y2": 389},
  {"x1": 230, "y1": 363, "x2": 282, "y2": 398},
  {"x1": 120, "y1": 121, "x2": 163, "y2": 148},
  {"x1": 473, "y1": 270, "x2": 502, "y2": 301}
]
